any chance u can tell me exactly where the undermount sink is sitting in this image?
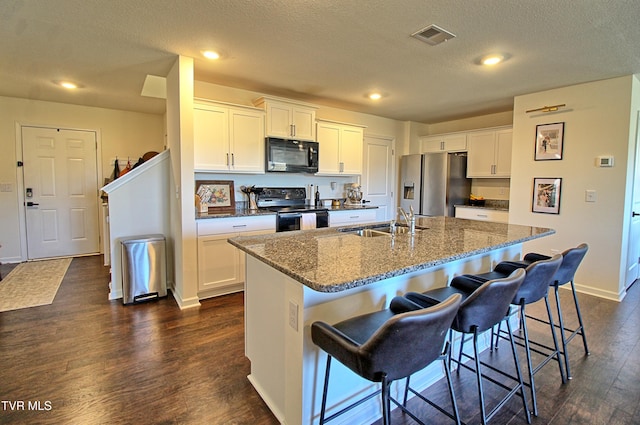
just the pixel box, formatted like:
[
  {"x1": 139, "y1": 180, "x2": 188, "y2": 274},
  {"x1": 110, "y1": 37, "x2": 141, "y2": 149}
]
[
  {"x1": 375, "y1": 226, "x2": 417, "y2": 235},
  {"x1": 355, "y1": 229, "x2": 389, "y2": 237}
]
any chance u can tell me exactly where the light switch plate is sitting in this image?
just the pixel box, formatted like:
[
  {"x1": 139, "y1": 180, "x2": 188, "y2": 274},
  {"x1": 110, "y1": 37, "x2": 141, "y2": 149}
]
[{"x1": 585, "y1": 190, "x2": 597, "y2": 202}]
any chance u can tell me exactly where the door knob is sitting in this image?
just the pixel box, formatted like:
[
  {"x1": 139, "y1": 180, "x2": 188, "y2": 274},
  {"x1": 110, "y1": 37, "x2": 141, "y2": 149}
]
[
  {"x1": 633, "y1": 211, "x2": 640, "y2": 217},
  {"x1": 25, "y1": 202, "x2": 39, "y2": 207}
]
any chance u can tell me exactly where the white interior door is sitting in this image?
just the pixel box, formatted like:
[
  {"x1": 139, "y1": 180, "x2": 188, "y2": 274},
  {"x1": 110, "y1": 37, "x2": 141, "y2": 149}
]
[
  {"x1": 22, "y1": 126, "x2": 100, "y2": 260},
  {"x1": 626, "y1": 112, "x2": 640, "y2": 289},
  {"x1": 362, "y1": 135, "x2": 395, "y2": 220}
]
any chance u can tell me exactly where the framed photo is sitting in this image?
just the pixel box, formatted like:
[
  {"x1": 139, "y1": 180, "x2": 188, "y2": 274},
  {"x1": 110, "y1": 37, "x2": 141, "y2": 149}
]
[
  {"x1": 532, "y1": 178, "x2": 562, "y2": 214},
  {"x1": 195, "y1": 180, "x2": 235, "y2": 213},
  {"x1": 535, "y1": 122, "x2": 564, "y2": 160}
]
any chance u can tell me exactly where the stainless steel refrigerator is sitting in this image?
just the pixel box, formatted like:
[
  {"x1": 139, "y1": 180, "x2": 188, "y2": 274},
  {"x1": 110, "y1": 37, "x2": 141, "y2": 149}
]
[{"x1": 400, "y1": 152, "x2": 471, "y2": 216}]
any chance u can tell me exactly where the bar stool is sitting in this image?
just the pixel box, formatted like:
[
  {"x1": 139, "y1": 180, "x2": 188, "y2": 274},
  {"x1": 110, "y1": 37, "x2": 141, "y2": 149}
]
[
  {"x1": 457, "y1": 254, "x2": 564, "y2": 416},
  {"x1": 493, "y1": 243, "x2": 589, "y2": 379},
  {"x1": 311, "y1": 294, "x2": 462, "y2": 425},
  {"x1": 405, "y1": 269, "x2": 530, "y2": 425}
]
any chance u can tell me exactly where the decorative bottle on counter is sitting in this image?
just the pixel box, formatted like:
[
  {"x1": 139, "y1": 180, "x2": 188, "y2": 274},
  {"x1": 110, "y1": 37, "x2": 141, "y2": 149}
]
[{"x1": 315, "y1": 187, "x2": 321, "y2": 207}]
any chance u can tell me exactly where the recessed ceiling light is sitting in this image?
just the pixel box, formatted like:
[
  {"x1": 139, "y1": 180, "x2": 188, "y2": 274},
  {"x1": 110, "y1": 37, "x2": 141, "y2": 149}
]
[
  {"x1": 369, "y1": 92, "x2": 382, "y2": 100},
  {"x1": 479, "y1": 54, "x2": 508, "y2": 66},
  {"x1": 53, "y1": 80, "x2": 82, "y2": 89},
  {"x1": 202, "y1": 50, "x2": 220, "y2": 60}
]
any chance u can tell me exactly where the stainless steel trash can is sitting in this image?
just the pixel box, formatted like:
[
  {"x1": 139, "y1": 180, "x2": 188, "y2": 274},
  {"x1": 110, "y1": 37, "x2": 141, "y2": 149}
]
[{"x1": 120, "y1": 234, "x2": 167, "y2": 304}]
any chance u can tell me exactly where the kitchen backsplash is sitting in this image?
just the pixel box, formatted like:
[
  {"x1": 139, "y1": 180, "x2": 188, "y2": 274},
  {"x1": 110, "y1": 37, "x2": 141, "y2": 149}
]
[
  {"x1": 194, "y1": 172, "x2": 359, "y2": 202},
  {"x1": 470, "y1": 178, "x2": 510, "y2": 201}
]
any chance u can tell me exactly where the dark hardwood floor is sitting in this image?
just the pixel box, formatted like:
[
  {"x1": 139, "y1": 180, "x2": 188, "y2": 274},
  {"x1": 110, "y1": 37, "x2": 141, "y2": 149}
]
[{"x1": 0, "y1": 256, "x2": 638, "y2": 424}]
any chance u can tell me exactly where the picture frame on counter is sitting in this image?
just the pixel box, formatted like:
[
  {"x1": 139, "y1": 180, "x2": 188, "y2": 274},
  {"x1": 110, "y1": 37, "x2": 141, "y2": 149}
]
[
  {"x1": 532, "y1": 177, "x2": 562, "y2": 214},
  {"x1": 535, "y1": 122, "x2": 564, "y2": 161},
  {"x1": 195, "y1": 180, "x2": 235, "y2": 214}
]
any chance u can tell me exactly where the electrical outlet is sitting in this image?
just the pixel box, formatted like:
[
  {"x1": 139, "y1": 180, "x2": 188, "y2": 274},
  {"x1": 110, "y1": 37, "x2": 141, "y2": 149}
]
[{"x1": 288, "y1": 300, "x2": 299, "y2": 331}]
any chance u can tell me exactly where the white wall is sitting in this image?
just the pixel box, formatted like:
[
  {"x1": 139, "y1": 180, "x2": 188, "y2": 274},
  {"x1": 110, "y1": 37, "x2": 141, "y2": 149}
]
[
  {"x1": 510, "y1": 75, "x2": 639, "y2": 301},
  {"x1": 0, "y1": 96, "x2": 164, "y2": 263}
]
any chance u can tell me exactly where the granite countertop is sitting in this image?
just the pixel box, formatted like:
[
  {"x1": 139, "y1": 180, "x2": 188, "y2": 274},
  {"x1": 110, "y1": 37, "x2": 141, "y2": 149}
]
[
  {"x1": 454, "y1": 204, "x2": 510, "y2": 212},
  {"x1": 196, "y1": 203, "x2": 376, "y2": 219},
  {"x1": 228, "y1": 216, "x2": 554, "y2": 293}
]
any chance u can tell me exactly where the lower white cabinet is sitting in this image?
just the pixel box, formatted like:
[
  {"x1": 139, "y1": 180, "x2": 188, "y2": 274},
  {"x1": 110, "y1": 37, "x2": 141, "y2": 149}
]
[
  {"x1": 329, "y1": 209, "x2": 378, "y2": 227},
  {"x1": 197, "y1": 215, "x2": 275, "y2": 298},
  {"x1": 455, "y1": 207, "x2": 509, "y2": 223}
]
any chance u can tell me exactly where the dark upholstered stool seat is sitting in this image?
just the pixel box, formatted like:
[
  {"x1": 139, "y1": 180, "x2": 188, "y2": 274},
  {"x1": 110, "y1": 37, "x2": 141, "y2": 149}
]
[
  {"x1": 405, "y1": 269, "x2": 530, "y2": 425},
  {"x1": 311, "y1": 294, "x2": 462, "y2": 425},
  {"x1": 457, "y1": 254, "x2": 564, "y2": 416},
  {"x1": 491, "y1": 243, "x2": 589, "y2": 379}
]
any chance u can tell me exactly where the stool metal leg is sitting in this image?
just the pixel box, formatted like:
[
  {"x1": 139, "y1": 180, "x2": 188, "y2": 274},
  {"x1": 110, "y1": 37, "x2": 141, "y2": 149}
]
[
  {"x1": 319, "y1": 355, "x2": 332, "y2": 424},
  {"x1": 472, "y1": 328, "x2": 488, "y2": 425},
  {"x1": 505, "y1": 318, "x2": 532, "y2": 424},
  {"x1": 544, "y1": 296, "x2": 566, "y2": 385},
  {"x1": 381, "y1": 374, "x2": 391, "y2": 425},
  {"x1": 569, "y1": 280, "x2": 590, "y2": 355}
]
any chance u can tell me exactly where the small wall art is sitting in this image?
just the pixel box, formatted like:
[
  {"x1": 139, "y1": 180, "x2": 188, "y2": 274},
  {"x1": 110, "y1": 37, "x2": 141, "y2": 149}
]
[
  {"x1": 195, "y1": 180, "x2": 235, "y2": 214},
  {"x1": 532, "y1": 177, "x2": 562, "y2": 214},
  {"x1": 535, "y1": 122, "x2": 564, "y2": 160}
]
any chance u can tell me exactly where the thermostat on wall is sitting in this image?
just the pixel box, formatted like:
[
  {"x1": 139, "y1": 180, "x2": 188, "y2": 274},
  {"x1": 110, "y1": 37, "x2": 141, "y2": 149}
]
[{"x1": 596, "y1": 155, "x2": 614, "y2": 167}]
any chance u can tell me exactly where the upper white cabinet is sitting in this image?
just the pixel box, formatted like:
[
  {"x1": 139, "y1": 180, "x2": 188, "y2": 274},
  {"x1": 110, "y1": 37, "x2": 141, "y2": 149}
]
[
  {"x1": 420, "y1": 133, "x2": 467, "y2": 153},
  {"x1": 316, "y1": 120, "x2": 365, "y2": 175},
  {"x1": 253, "y1": 96, "x2": 317, "y2": 141},
  {"x1": 466, "y1": 127, "x2": 513, "y2": 178},
  {"x1": 194, "y1": 100, "x2": 265, "y2": 173}
]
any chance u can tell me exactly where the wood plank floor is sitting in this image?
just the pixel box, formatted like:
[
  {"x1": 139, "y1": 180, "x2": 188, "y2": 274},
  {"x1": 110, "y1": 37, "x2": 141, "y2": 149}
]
[{"x1": 0, "y1": 256, "x2": 638, "y2": 424}]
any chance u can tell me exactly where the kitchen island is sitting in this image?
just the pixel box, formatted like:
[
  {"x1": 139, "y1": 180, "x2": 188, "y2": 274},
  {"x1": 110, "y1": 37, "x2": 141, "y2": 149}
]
[{"x1": 228, "y1": 217, "x2": 554, "y2": 425}]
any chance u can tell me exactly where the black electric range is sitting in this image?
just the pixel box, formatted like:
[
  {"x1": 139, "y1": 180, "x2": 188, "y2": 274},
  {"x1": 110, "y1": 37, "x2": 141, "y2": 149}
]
[{"x1": 256, "y1": 187, "x2": 329, "y2": 231}]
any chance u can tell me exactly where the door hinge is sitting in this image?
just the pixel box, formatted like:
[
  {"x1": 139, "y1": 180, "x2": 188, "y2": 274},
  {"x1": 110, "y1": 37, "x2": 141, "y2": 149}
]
[{"x1": 17, "y1": 161, "x2": 23, "y2": 167}]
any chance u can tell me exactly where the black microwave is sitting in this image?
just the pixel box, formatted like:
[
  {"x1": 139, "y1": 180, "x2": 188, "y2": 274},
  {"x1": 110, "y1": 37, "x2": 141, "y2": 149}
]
[{"x1": 265, "y1": 137, "x2": 319, "y2": 173}]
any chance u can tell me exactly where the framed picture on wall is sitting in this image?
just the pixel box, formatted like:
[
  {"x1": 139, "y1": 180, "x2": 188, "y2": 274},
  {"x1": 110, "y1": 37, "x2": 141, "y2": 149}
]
[
  {"x1": 195, "y1": 180, "x2": 235, "y2": 214},
  {"x1": 532, "y1": 177, "x2": 562, "y2": 214},
  {"x1": 535, "y1": 122, "x2": 564, "y2": 160}
]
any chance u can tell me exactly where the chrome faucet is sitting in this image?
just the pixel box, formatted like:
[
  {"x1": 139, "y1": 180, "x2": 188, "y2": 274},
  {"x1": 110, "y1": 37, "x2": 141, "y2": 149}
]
[{"x1": 398, "y1": 206, "x2": 416, "y2": 235}]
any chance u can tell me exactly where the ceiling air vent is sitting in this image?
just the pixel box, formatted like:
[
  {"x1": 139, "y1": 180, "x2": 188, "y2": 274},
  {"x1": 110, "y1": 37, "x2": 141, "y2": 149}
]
[{"x1": 411, "y1": 24, "x2": 456, "y2": 46}]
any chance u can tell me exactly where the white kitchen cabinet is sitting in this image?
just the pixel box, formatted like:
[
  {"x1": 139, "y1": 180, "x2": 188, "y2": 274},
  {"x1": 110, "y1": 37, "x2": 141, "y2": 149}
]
[
  {"x1": 329, "y1": 209, "x2": 378, "y2": 227},
  {"x1": 466, "y1": 128, "x2": 512, "y2": 178},
  {"x1": 316, "y1": 120, "x2": 365, "y2": 175},
  {"x1": 194, "y1": 100, "x2": 265, "y2": 173},
  {"x1": 253, "y1": 96, "x2": 317, "y2": 141},
  {"x1": 197, "y1": 215, "x2": 275, "y2": 298},
  {"x1": 420, "y1": 133, "x2": 467, "y2": 153},
  {"x1": 455, "y1": 206, "x2": 509, "y2": 223}
]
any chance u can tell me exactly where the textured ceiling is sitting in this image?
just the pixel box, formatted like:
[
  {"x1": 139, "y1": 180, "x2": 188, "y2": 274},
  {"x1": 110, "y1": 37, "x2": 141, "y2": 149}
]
[{"x1": 2, "y1": 0, "x2": 640, "y2": 123}]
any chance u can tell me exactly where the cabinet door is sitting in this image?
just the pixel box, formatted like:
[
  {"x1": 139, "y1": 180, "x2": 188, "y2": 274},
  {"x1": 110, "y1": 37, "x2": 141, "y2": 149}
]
[
  {"x1": 194, "y1": 106, "x2": 229, "y2": 171},
  {"x1": 443, "y1": 134, "x2": 467, "y2": 152},
  {"x1": 329, "y1": 209, "x2": 377, "y2": 227},
  {"x1": 493, "y1": 129, "x2": 512, "y2": 177},
  {"x1": 265, "y1": 103, "x2": 293, "y2": 138},
  {"x1": 340, "y1": 126, "x2": 363, "y2": 174},
  {"x1": 292, "y1": 107, "x2": 316, "y2": 141},
  {"x1": 317, "y1": 122, "x2": 341, "y2": 174},
  {"x1": 229, "y1": 109, "x2": 265, "y2": 173},
  {"x1": 421, "y1": 136, "x2": 444, "y2": 152},
  {"x1": 466, "y1": 131, "x2": 496, "y2": 177},
  {"x1": 198, "y1": 232, "x2": 243, "y2": 292}
]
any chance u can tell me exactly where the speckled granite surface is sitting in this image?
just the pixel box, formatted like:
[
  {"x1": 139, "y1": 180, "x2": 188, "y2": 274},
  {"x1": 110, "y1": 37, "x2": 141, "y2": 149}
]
[
  {"x1": 196, "y1": 203, "x2": 375, "y2": 219},
  {"x1": 228, "y1": 216, "x2": 554, "y2": 293}
]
